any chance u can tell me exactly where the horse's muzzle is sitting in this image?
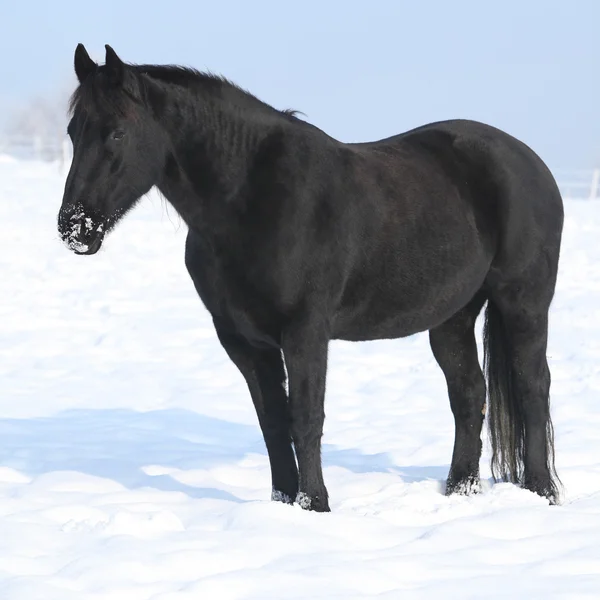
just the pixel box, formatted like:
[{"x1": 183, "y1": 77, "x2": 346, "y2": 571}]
[{"x1": 58, "y1": 209, "x2": 106, "y2": 255}]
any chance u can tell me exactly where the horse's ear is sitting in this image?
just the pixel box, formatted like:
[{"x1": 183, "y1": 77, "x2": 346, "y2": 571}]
[
  {"x1": 74, "y1": 43, "x2": 97, "y2": 83},
  {"x1": 104, "y1": 44, "x2": 125, "y2": 86}
]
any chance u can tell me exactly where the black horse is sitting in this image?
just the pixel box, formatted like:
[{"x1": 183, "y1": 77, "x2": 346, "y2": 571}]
[{"x1": 58, "y1": 45, "x2": 563, "y2": 511}]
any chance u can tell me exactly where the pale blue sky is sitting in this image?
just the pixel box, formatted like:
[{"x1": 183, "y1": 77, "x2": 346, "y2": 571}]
[{"x1": 1, "y1": 0, "x2": 598, "y2": 170}]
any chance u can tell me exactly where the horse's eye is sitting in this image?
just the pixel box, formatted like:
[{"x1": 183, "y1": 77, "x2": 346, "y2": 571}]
[{"x1": 111, "y1": 130, "x2": 126, "y2": 141}]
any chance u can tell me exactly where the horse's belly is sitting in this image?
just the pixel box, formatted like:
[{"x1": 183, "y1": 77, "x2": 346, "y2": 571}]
[{"x1": 333, "y1": 260, "x2": 490, "y2": 341}]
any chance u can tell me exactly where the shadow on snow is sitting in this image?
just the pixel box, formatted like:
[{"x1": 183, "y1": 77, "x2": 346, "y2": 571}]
[{"x1": 0, "y1": 408, "x2": 450, "y2": 501}]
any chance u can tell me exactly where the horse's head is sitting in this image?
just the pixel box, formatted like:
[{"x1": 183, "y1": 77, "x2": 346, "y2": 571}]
[{"x1": 58, "y1": 44, "x2": 167, "y2": 255}]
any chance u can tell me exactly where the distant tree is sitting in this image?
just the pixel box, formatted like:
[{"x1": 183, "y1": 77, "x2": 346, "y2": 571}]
[{"x1": 3, "y1": 88, "x2": 71, "y2": 161}]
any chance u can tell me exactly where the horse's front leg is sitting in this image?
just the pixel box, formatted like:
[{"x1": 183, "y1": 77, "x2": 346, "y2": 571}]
[
  {"x1": 214, "y1": 319, "x2": 299, "y2": 503},
  {"x1": 282, "y1": 316, "x2": 330, "y2": 512}
]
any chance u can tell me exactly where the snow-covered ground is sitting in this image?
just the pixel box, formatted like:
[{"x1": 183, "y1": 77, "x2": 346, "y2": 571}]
[{"x1": 1, "y1": 156, "x2": 600, "y2": 599}]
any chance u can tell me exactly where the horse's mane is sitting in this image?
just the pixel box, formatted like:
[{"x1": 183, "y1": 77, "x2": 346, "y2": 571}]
[{"x1": 69, "y1": 63, "x2": 301, "y2": 122}]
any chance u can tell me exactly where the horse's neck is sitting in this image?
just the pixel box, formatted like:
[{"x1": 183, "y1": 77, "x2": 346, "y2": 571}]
[{"x1": 156, "y1": 92, "x2": 275, "y2": 231}]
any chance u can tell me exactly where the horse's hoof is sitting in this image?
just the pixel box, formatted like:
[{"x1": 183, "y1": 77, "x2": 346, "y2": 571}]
[
  {"x1": 271, "y1": 489, "x2": 294, "y2": 504},
  {"x1": 523, "y1": 477, "x2": 561, "y2": 505},
  {"x1": 445, "y1": 475, "x2": 482, "y2": 497},
  {"x1": 296, "y1": 491, "x2": 330, "y2": 512}
]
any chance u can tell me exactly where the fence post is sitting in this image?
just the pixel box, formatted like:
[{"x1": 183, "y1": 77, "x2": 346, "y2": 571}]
[
  {"x1": 589, "y1": 169, "x2": 600, "y2": 201},
  {"x1": 33, "y1": 135, "x2": 43, "y2": 161}
]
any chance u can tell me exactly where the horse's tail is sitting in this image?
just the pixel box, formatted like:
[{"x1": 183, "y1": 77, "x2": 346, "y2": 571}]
[
  {"x1": 483, "y1": 300, "x2": 524, "y2": 483},
  {"x1": 483, "y1": 300, "x2": 559, "y2": 499}
]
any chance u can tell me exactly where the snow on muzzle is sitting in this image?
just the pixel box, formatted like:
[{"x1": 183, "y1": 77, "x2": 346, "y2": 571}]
[{"x1": 58, "y1": 207, "x2": 106, "y2": 255}]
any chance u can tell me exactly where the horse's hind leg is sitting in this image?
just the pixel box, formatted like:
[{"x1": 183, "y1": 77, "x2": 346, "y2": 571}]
[
  {"x1": 486, "y1": 281, "x2": 560, "y2": 502},
  {"x1": 429, "y1": 291, "x2": 487, "y2": 495}
]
